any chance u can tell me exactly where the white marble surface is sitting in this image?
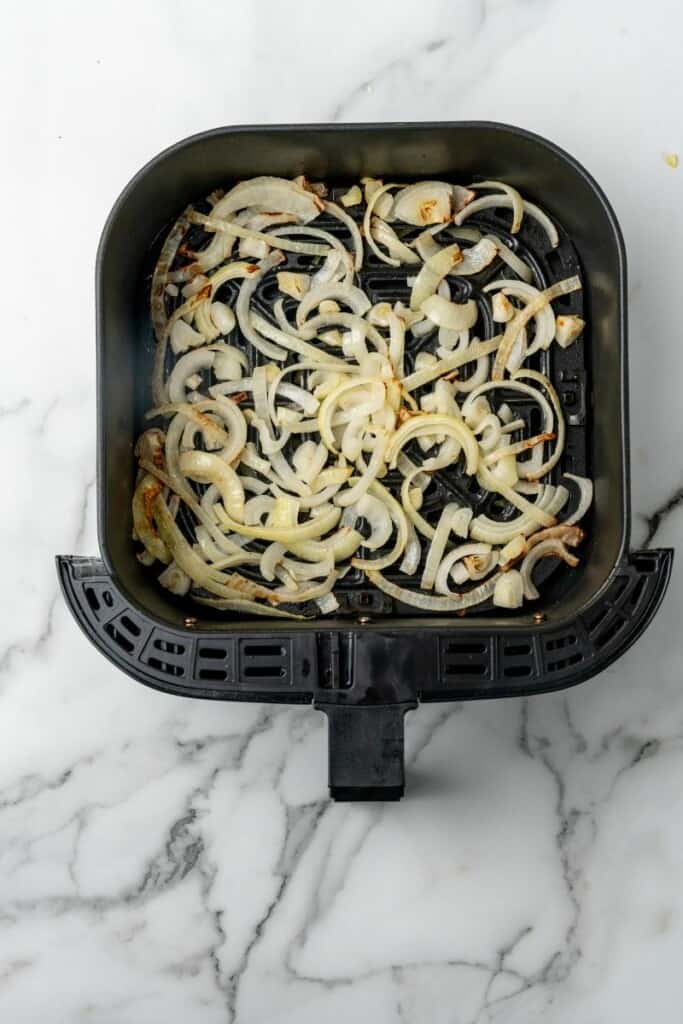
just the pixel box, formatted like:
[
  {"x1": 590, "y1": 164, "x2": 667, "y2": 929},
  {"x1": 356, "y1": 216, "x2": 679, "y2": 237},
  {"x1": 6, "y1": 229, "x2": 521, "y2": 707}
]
[{"x1": 2, "y1": 1, "x2": 683, "y2": 1021}]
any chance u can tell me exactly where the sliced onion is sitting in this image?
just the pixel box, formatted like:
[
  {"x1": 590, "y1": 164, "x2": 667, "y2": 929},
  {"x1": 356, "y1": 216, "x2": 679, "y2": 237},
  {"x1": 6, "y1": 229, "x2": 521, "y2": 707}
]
[
  {"x1": 512, "y1": 369, "x2": 565, "y2": 480},
  {"x1": 296, "y1": 283, "x2": 370, "y2": 327},
  {"x1": 323, "y1": 200, "x2": 363, "y2": 271},
  {"x1": 386, "y1": 413, "x2": 479, "y2": 475},
  {"x1": 210, "y1": 176, "x2": 323, "y2": 223},
  {"x1": 366, "y1": 569, "x2": 497, "y2": 611},
  {"x1": 527, "y1": 524, "x2": 585, "y2": 553},
  {"x1": 483, "y1": 234, "x2": 533, "y2": 284},
  {"x1": 399, "y1": 521, "x2": 422, "y2": 575},
  {"x1": 152, "y1": 494, "x2": 278, "y2": 603},
  {"x1": 132, "y1": 475, "x2": 172, "y2": 564},
  {"x1": 151, "y1": 205, "x2": 192, "y2": 343},
  {"x1": 520, "y1": 539, "x2": 579, "y2": 600},
  {"x1": 434, "y1": 542, "x2": 492, "y2": 595},
  {"x1": 168, "y1": 350, "x2": 214, "y2": 402},
  {"x1": 372, "y1": 218, "x2": 421, "y2": 265},
  {"x1": 555, "y1": 315, "x2": 585, "y2": 348},
  {"x1": 289, "y1": 526, "x2": 363, "y2": 564},
  {"x1": 274, "y1": 569, "x2": 338, "y2": 604},
  {"x1": 410, "y1": 244, "x2": 463, "y2": 310},
  {"x1": 563, "y1": 473, "x2": 593, "y2": 525},
  {"x1": 493, "y1": 570, "x2": 524, "y2": 608},
  {"x1": 168, "y1": 320, "x2": 205, "y2": 356},
  {"x1": 251, "y1": 313, "x2": 352, "y2": 369},
  {"x1": 414, "y1": 229, "x2": 442, "y2": 261},
  {"x1": 471, "y1": 180, "x2": 524, "y2": 233},
  {"x1": 212, "y1": 345, "x2": 248, "y2": 382},
  {"x1": 455, "y1": 194, "x2": 559, "y2": 248},
  {"x1": 178, "y1": 451, "x2": 246, "y2": 521},
  {"x1": 470, "y1": 485, "x2": 568, "y2": 544},
  {"x1": 335, "y1": 431, "x2": 388, "y2": 507},
  {"x1": 260, "y1": 542, "x2": 287, "y2": 582},
  {"x1": 316, "y1": 592, "x2": 340, "y2": 614},
  {"x1": 499, "y1": 535, "x2": 528, "y2": 567},
  {"x1": 236, "y1": 253, "x2": 288, "y2": 361},
  {"x1": 420, "y1": 295, "x2": 479, "y2": 331},
  {"x1": 402, "y1": 336, "x2": 501, "y2": 393},
  {"x1": 421, "y1": 504, "x2": 460, "y2": 590},
  {"x1": 158, "y1": 562, "x2": 191, "y2": 596},
  {"x1": 277, "y1": 272, "x2": 310, "y2": 300},
  {"x1": 390, "y1": 182, "x2": 453, "y2": 226},
  {"x1": 450, "y1": 238, "x2": 498, "y2": 276},
  {"x1": 364, "y1": 182, "x2": 402, "y2": 266},
  {"x1": 492, "y1": 292, "x2": 514, "y2": 323},
  {"x1": 340, "y1": 185, "x2": 361, "y2": 207},
  {"x1": 141, "y1": 174, "x2": 590, "y2": 619},
  {"x1": 318, "y1": 378, "x2": 385, "y2": 453},
  {"x1": 215, "y1": 503, "x2": 340, "y2": 543}
]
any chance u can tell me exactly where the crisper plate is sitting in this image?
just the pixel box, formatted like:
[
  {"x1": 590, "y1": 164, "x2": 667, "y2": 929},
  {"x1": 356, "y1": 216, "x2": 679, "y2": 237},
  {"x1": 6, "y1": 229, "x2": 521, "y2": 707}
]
[{"x1": 149, "y1": 183, "x2": 587, "y2": 616}]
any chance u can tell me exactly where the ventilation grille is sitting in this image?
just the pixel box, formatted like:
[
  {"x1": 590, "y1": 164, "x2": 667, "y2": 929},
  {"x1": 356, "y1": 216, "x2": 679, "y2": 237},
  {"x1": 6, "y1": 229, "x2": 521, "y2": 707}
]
[
  {"x1": 140, "y1": 632, "x2": 188, "y2": 679},
  {"x1": 237, "y1": 639, "x2": 293, "y2": 689},
  {"x1": 59, "y1": 550, "x2": 671, "y2": 701},
  {"x1": 500, "y1": 637, "x2": 537, "y2": 679},
  {"x1": 194, "y1": 641, "x2": 232, "y2": 683},
  {"x1": 440, "y1": 638, "x2": 491, "y2": 680}
]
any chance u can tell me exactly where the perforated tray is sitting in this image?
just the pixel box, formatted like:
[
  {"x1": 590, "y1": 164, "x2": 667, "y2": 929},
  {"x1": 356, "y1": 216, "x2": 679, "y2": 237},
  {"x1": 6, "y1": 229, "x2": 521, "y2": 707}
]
[{"x1": 155, "y1": 187, "x2": 587, "y2": 615}]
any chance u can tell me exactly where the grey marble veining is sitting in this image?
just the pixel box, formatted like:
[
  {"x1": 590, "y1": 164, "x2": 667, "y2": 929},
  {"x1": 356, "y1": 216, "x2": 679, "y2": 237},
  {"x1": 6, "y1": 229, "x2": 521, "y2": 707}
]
[{"x1": 2, "y1": 0, "x2": 682, "y2": 1021}]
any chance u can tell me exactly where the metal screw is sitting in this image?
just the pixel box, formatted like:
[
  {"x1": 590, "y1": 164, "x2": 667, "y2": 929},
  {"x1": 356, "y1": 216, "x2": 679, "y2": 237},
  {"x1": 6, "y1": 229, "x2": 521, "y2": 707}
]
[
  {"x1": 357, "y1": 615, "x2": 371, "y2": 625},
  {"x1": 184, "y1": 616, "x2": 198, "y2": 628},
  {"x1": 533, "y1": 612, "x2": 546, "y2": 624}
]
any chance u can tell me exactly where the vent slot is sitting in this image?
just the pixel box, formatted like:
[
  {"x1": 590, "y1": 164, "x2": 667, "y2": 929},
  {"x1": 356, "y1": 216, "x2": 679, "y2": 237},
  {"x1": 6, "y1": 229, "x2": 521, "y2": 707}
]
[
  {"x1": 632, "y1": 553, "x2": 658, "y2": 574},
  {"x1": 594, "y1": 615, "x2": 626, "y2": 649},
  {"x1": 243, "y1": 643, "x2": 284, "y2": 658},
  {"x1": 547, "y1": 651, "x2": 583, "y2": 671},
  {"x1": 104, "y1": 623, "x2": 134, "y2": 654},
  {"x1": 499, "y1": 635, "x2": 536, "y2": 681},
  {"x1": 623, "y1": 575, "x2": 647, "y2": 613},
  {"x1": 440, "y1": 637, "x2": 490, "y2": 681},
  {"x1": 444, "y1": 662, "x2": 487, "y2": 677},
  {"x1": 610, "y1": 577, "x2": 629, "y2": 603},
  {"x1": 194, "y1": 641, "x2": 231, "y2": 685},
  {"x1": 237, "y1": 638, "x2": 292, "y2": 688},
  {"x1": 85, "y1": 587, "x2": 100, "y2": 614},
  {"x1": 503, "y1": 664, "x2": 532, "y2": 678},
  {"x1": 504, "y1": 642, "x2": 531, "y2": 657},
  {"x1": 586, "y1": 605, "x2": 609, "y2": 634},
  {"x1": 147, "y1": 657, "x2": 184, "y2": 677},
  {"x1": 445, "y1": 641, "x2": 487, "y2": 656},
  {"x1": 244, "y1": 665, "x2": 285, "y2": 678},
  {"x1": 198, "y1": 646, "x2": 226, "y2": 660},
  {"x1": 198, "y1": 667, "x2": 228, "y2": 681},
  {"x1": 119, "y1": 614, "x2": 141, "y2": 637},
  {"x1": 154, "y1": 638, "x2": 185, "y2": 655},
  {"x1": 545, "y1": 634, "x2": 577, "y2": 652}
]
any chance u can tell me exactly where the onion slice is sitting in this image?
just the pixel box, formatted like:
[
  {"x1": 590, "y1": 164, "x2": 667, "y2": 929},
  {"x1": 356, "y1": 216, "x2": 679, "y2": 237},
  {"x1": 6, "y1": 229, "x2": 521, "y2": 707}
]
[
  {"x1": 455, "y1": 194, "x2": 559, "y2": 248},
  {"x1": 366, "y1": 569, "x2": 497, "y2": 611},
  {"x1": 520, "y1": 539, "x2": 579, "y2": 600},
  {"x1": 471, "y1": 180, "x2": 524, "y2": 233}
]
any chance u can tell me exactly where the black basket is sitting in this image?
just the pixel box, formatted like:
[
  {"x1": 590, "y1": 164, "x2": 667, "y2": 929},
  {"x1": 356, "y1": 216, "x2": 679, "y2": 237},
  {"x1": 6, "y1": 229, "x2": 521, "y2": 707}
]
[{"x1": 58, "y1": 122, "x2": 673, "y2": 800}]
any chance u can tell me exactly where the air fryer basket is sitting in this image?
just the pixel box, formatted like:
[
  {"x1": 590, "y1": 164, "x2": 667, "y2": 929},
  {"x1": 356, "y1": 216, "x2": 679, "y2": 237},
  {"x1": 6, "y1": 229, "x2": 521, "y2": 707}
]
[{"x1": 58, "y1": 123, "x2": 673, "y2": 800}]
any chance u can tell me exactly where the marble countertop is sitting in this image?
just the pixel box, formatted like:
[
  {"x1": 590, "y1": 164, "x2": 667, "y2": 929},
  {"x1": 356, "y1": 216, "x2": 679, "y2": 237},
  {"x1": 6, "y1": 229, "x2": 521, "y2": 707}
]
[{"x1": 3, "y1": 1, "x2": 682, "y2": 1021}]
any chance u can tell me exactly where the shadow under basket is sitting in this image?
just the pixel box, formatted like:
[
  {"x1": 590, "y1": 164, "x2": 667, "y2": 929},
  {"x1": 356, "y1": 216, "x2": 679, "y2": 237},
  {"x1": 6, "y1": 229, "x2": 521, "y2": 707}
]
[{"x1": 58, "y1": 122, "x2": 673, "y2": 801}]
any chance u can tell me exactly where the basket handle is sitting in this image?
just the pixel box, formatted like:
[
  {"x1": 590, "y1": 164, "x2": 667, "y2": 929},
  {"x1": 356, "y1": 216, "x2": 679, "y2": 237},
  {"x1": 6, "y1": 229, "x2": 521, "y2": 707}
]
[{"x1": 320, "y1": 703, "x2": 413, "y2": 801}]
